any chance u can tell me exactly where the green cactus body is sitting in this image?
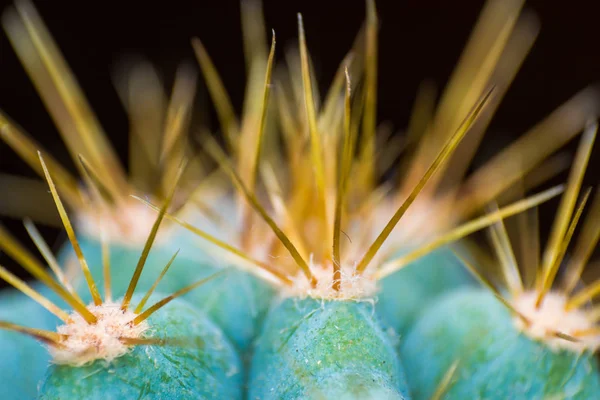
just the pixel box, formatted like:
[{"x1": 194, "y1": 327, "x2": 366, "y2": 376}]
[
  {"x1": 0, "y1": 284, "x2": 59, "y2": 400},
  {"x1": 58, "y1": 234, "x2": 274, "y2": 351},
  {"x1": 377, "y1": 246, "x2": 473, "y2": 334},
  {"x1": 249, "y1": 297, "x2": 410, "y2": 399},
  {"x1": 401, "y1": 288, "x2": 600, "y2": 400},
  {"x1": 186, "y1": 266, "x2": 274, "y2": 352},
  {"x1": 39, "y1": 295, "x2": 243, "y2": 399}
]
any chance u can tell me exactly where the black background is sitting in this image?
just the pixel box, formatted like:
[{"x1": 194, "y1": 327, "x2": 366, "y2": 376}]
[{"x1": 0, "y1": 0, "x2": 598, "y2": 283}]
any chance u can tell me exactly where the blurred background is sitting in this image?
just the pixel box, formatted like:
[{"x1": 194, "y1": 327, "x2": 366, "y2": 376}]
[{"x1": 0, "y1": 0, "x2": 597, "y2": 281}]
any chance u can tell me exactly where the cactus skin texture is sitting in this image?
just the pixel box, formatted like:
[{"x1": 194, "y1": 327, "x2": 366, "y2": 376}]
[
  {"x1": 249, "y1": 297, "x2": 410, "y2": 400},
  {"x1": 39, "y1": 295, "x2": 243, "y2": 400},
  {"x1": 401, "y1": 288, "x2": 600, "y2": 400},
  {"x1": 377, "y1": 246, "x2": 473, "y2": 334},
  {"x1": 0, "y1": 285, "x2": 59, "y2": 400},
  {"x1": 58, "y1": 235, "x2": 274, "y2": 351}
]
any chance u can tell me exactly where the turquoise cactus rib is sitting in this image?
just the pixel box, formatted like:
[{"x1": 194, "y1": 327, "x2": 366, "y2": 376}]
[
  {"x1": 249, "y1": 297, "x2": 410, "y2": 399},
  {"x1": 377, "y1": 246, "x2": 474, "y2": 334},
  {"x1": 0, "y1": 283, "x2": 60, "y2": 400},
  {"x1": 39, "y1": 295, "x2": 243, "y2": 399},
  {"x1": 401, "y1": 288, "x2": 600, "y2": 400}
]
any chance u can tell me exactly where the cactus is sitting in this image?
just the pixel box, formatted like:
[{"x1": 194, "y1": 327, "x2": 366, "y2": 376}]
[
  {"x1": 39, "y1": 295, "x2": 242, "y2": 400},
  {"x1": 402, "y1": 125, "x2": 600, "y2": 399},
  {"x1": 0, "y1": 152, "x2": 243, "y2": 398},
  {"x1": 0, "y1": 0, "x2": 275, "y2": 353},
  {"x1": 0, "y1": 0, "x2": 597, "y2": 398}
]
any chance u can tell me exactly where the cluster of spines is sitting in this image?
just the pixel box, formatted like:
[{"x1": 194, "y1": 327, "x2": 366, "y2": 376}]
[
  {"x1": 0, "y1": 152, "x2": 220, "y2": 362},
  {"x1": 453, "y1": 122, "x2": 600, "y2": 350},
  {"x1": 149, "y1": 0, "x2": 582, "y2": 299},
  {"x1": 0, "y1": 0, "x2": 594, "y2": 300},
  {"x1": 0, "y1": 0, "x2": 211, "y2": 243}
]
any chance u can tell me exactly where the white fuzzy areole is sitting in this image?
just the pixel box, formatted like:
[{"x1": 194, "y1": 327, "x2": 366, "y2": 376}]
[
  {"x1": 283, "y1": 260, "x2": 378, "y2": 301},
  {"x1": 76, "y1": 199, "x2": 172, "y2": 248},
  {"x1": 50, "y1": 302, "x2": 149, "y2": 366},
  {"x1": 512, "y1": 291, "x2": 599, "y2": 353}
]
